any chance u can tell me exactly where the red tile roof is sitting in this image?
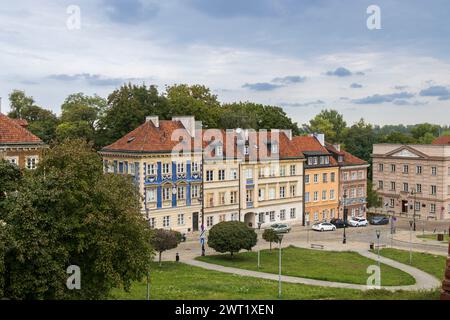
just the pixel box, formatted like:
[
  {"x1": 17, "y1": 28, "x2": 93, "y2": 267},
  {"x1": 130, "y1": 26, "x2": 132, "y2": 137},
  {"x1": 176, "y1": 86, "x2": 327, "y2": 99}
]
[
  {"x1": 291, "y1": 136, "x2": 338, "y2": 165},
  {"x1": 325, "y1": 143, "x2": 367, "y2": 166},
  {"x1": 0, "y1": 113, "x2": 43, "y2": 144},
  {"x1": 432, "y1": 136, "x2": 450, "y2": 145}
]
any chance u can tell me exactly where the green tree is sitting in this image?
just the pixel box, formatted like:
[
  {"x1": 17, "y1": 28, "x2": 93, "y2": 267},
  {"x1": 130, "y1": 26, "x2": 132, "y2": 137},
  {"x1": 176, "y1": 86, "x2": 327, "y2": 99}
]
[
  {"x1": 305, "y1": 109, "x2": 347, "y2": 143},
  {"x1": 0, "y1": 139, "x2": 153, "y2": 299},
  {"x1": 342, "y1": 119, "x2": 376, "y2": 162},
  {"x1": 379, "y1": 131, "x2": 416, "y2": 144},
  {"x1": 207, "y1": 221, "x2": 257, "y2": 257},
  {"x1": 262, "y1": 228, "x2": 279, "y2": 251},
  {"x1": 410, "y1": 123, "x2": 440, "y2": 140},
  {"x1": 367, "y1": 180, "x2": 382, "y2": 208},
  {"x1": 7, "y1": 90, "x2": 34, "y2": 119},
  {"x1": 150, "y1": 229, "x2": 181, "y2": 266}
]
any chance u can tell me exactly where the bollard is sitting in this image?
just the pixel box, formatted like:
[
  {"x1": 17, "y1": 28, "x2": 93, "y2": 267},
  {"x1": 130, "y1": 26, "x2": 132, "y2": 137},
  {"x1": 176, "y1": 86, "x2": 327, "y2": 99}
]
[{"x1": 176, "y1": 253, "x2": 180, "y2": 262}]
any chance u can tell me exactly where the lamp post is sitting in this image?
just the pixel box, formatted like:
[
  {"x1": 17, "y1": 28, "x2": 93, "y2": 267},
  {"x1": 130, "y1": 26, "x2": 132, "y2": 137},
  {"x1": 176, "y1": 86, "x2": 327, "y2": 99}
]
[
  {"x1": 257, "y1": 222, "x2": 262, "y2": 269},
  {"x1": 410, "y1": 189, "x2": 417, "y2": 232},
  {"x1": 277, "y1": 233, "x2": 284, "y2": 300},
  {"x1": 343, "y1": 192, "x2": 348, "y2": 244},
  {"x1": 409, "y1": 220, "x2": 413, "y2": 265},
  {"x1": 375, "y1": 229, "x2": 381, "y2": 268},
  {"x1": 147, "y1": 219, "x2": 152, "y2": 300}
]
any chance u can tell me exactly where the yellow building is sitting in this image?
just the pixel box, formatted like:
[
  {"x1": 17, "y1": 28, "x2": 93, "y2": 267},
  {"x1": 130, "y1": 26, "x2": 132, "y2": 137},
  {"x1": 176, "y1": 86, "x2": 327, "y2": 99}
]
[{"x1": 292, "y1": 135, "x2": 340, "y2": 224}]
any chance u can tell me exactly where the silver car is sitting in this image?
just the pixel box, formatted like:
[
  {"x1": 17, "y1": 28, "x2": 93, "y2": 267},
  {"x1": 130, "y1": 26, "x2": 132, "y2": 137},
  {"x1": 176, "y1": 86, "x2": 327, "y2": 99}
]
[{"x1": 269, "y1": 223, "x2": 291, "y2": 233}]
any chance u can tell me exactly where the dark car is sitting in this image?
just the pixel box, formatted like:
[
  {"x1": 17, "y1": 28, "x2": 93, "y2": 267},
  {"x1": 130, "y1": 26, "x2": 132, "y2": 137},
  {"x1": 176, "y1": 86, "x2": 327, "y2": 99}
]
[
  {"x1": 370, "y1": 216, "x2": 390, "y2": 225},
  {"x1": 330, "y1": 218, "x2": 348, "y2": 228}
]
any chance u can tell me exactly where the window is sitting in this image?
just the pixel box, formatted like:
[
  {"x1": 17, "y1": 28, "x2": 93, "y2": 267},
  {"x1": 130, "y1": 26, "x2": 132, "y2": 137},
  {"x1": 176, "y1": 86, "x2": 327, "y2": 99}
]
[
  {"x1": 431, "y1": 167, "x2": 437, "y2": 176},
  {"x1": 230, "y1": 168, "x2": 237, "y2": 180},
  {"x1": 415, "y1": 202, "x2": 421, "y2": 211},
  {"x1": 280, "y1": 187, "x2": 286, "y2": 198},
  {"x1": 178, "y1": 214, "x2": 184, "y2": 226},
  {"x1": 431, "y1": 185, "x2": 437, "y2": 196},
  {"x1": 391, "y1": 164, "x2": 396, "y2": 172},
  {"x1": 177, "y1": 162, "x2": 185, "y2": 173},
  {"x1": 378, "y1": 163, "x2": 384, "y2": 172},
  {"x1": 330, "y1": 172, "x2": 335, "y2": 182},
  {"x1": 322, "y1": 190, "x2": 327, "y2": 200},
  {"x1": 147, "y1": 163, "x2": 156, "y2": 175},
  {"x1": 313, "y1": 191, "x2": 318, "y2": 202},
  {"x1": 378, "y1": 181, "x2": 384, "y2": 190},
  {"x1": 258, "y1": 213, "x2": 265, "y2": 223},
  {"x1": 6, "y1": 156, "x2": 18, "y2": 165},
  {"x1": 351, "y1": 172, "x2": 357, "y2": 180},
  {"x1": 271, "y1": 144, "x2": 278, "y2": 153},
  {"x1": 430, "y1": 203, "x2": 436, "y2": 213},
  {"x1": 416, "y1": 166, "x2": 422, "y2": 174},
  {"x1": 207, "y1": 193, "x2": 214, "y2": 207},
  {"x1": 26, "y1": 156, "x2": 38, "y2": 170},
  {"x1": 414, "y1": 184, "x2": 421, "y2": 193},
  {"x1": 219, "y1": 192, "x2": 225, "y2": 205},
  {"x1": 206, "y1": 170, "x2": 214, "y2": 181},
  {"x1": 390, "y1": 181, "x2": 396, "y2": 191},
  {"x1": 230, "y1": 191, "x2": 237, "y2": 204},
  {"x1": 323, "y1": 173, "x2": 328, "y2": 183},
  {"x1": 163, "y1": 187, "x2": 171, "y2": 201},
  {"x1": 343, "y1": 172, "x2": 348, "y2": 181},
  {"x1": 403, "y1": 183, "x2": 409, "y2": 193},
  {"x1": 269, "y1": 188, "x2": 276, "y2": 200},
  {"x1": 313, "y1": 212, "x2": 319, "y2": 221},
  {"x1": 290, "y1": 208, "x2": 296, "y2": 219},
  {"x1": 269, "y1": 211, "x2": 275, "y2": 222},
  {"x1": 279, "y1": 166, "x2": 286, "y2": 177},
  {"x1": 290, "y1": 185, "x2": 296, "y2": 197},
  {"x1": 280, "y1": 209, "x2": 286, "y2": 220},
  {"x1": 246, "y1": 190, "x2": 253, "y2": 202},
  {"x1": 244, "y1": 145, "x2": 249, "y2": 155},
  {"x1": 305, "y1": 175, "x2": 310, "y2": 184},
  {"x1": 403, "y1": 165, "x2": 409, "y2": 174},
  {"x1": 258, "y1": 167, "x2": 265, "y2": 178},
  {"x1": 163, "y1": 216, "x2": 170, "y2": 228},
  {"x1": 219, "y1": 214, "x2": 226, "y2": 222},
  {"x1": 330, "y1": 189, "x2": 335, "y2": 200},
  {"x1": 350, "y1": 188, "x2": 356, "y2": 198},
  {"x1": 357, "y1": 187, "x2": 363, "y2": 197},
  {"x1": 305, "y1": 192, "x2": 310, "y2": 203},
  {"x1": 246, "y1": 168, "x2": 253, "y2": 179},
  {"x1": 330, "y1": 209, "x2": 335, "y2": 219},
  {"x1": 258, "y1": 188, "x2": 265, "y2": 201},
  {"x1": 149, "y1": 218, "x2": 155, "y2": 228},
  {"x1": 207, "y1": 216, "x2": 214, "y2": 227},
  {"x1": 389, "y1": 198, "x2": 395, "y2": 207},
  {"x1": 146, "y1": 189, "x2": 156, "y2": 202},
  {"x1": 290, "y1": 165, "x2": 296, "y2": 175},
  {"x1": 177, "y1": 186, "x2": 185, "y2": 200},
  {"x1": 162, "y1": 163, "x2": 170, "y2": 174},
  {"x1": 269, "y1": 165, "x2": 276, "y2": 177},
  {"x1": 231, "y1": 213, "x2": 238, "y2": 221},
  {"x1": 218, "y1": 169, "x2": 225, "y2": 181},
  {"x1": 357, "y1": 171, "x2": 363, "y2": 180},
  {"x1": 314, "y1": 174, "x2": 319, "y2": 183},
  {"x1": 191, "y1": 185, "x2": 199, "y2": 198},
  {"x1": 192, "y1": 162, "x2": 199, "y2": 173},
  {"x1": 216, "y1": 145, "x2": 223, "y2": 157}
]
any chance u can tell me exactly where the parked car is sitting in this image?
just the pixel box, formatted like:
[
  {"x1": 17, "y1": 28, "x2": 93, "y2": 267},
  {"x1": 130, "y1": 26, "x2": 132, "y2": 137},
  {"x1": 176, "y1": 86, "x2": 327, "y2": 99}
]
[
  {"x1": 312, "y1": 222, "x2": 337, "y2": 232},
  {"x1": 370, "y1": 216, "x2": 390, "y2": 225},
  {"x1": 269, "y1": 223, "x2": 291, "y2": 233},
  {"x1": 330, "y1": 218, "x2": 348, "y2": 228},
  {"x1": 348, "y1": 217, "x2": 368, "y2": 227}
]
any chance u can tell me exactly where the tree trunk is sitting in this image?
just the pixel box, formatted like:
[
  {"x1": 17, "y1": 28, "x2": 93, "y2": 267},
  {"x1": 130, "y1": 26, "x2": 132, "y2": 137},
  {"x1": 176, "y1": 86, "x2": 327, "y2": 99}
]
[
  {"x1": 159, "y1": 252, "x2": 162, "y2": 267},
  {"x1": 270, "y1": 242, "x2": 272, "y2": 251}
]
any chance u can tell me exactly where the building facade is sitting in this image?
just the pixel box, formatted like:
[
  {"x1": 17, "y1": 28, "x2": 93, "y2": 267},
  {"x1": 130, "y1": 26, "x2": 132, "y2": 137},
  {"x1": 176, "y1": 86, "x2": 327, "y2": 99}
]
[
  {"x1": 292, "y1": 135, "x2": 340, "y2": 225},
  {"x1": 372, "y1": 142, "x2": 450, "y2": 220},
  {"x1": 100, "y1": 116, "x2": 305, "y2": 233},
  {"x1": 0, "y1": 113, "x2": 47, "y2": 169},
  {"x1": 326, "y1": 143, "x2": 369, "y2": 219}
]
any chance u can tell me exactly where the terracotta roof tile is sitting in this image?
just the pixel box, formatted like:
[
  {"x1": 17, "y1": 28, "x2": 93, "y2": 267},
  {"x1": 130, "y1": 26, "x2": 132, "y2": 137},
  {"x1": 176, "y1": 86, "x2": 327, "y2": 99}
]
[
  {"x1": 325, "y1": 143, "x2": 367, "y2": 166},
  {"x1": 432, "y1": 136, "x2": 450, "y2": 145},
  {"x1": 0, "y1": 113, "x2": 43, "y2": 144}
]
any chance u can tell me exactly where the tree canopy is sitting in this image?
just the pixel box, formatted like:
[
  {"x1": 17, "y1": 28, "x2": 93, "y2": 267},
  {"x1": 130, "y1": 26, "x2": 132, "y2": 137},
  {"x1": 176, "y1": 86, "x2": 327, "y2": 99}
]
[{"x1": 207, "y1": 221, "x2": 257, "y2": 256}]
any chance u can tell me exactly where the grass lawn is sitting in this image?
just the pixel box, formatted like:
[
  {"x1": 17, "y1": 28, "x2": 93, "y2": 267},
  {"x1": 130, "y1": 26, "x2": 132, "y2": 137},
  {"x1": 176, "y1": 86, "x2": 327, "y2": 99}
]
[
  {"x1": 196, "y1": 246, "x2": 415, "y2": 286},
  {"x1": 417, "y1": 234, "x2": 450, "y2": 242},
  {"x1": 110, "y1": 261, "x2": 439, "y2": 300},
  {"x1": 376, "y1": 248, "x2": 447, "y2": 280}
]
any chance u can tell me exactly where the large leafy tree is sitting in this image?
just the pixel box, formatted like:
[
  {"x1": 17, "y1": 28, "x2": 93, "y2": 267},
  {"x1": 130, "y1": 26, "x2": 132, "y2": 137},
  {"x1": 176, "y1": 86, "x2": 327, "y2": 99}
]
[
  {"x1": 7, "y1": 90, "x2": 59, "y2": 143},
  {"x1": 207, "y1": 221, "x2": 257, "y2": 257},
  {"x1": 56, "y1": 93, "x2": 106, "y2": 145},
  {"x1": 0, "y1": 139, "x2": 153, "y2": 299},
  {"x1": 97, "y1": 83, "x2": 168, "y2": 146},
  {"x1": 150, "y1": 229, "x2": 181, "y2": 266},
  {"x1": 305, "y1": 109, "x2": 347, "y2": 143},
  {"x1": 342, "y1": 119, "x2": 377, "y2": 162}
]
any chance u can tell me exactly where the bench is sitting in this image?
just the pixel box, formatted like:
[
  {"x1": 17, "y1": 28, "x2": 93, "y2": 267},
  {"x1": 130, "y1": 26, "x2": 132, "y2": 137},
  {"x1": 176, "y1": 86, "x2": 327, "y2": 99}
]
[
  {"x1": 374, "y1": 244, "x2": 386, "y2": 249},
  {"x1": 310, "y1": 244, "x2": 324, "y2": 249}
]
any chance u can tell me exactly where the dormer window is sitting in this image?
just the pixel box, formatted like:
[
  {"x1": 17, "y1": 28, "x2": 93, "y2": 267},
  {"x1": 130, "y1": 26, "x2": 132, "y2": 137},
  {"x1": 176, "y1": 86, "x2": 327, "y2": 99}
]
[
  {"x1": 216, "y1": 145, "x2": 223, "y2": 157},
  {"x1": 338, "y1": 155, "x2": 344, "y2": 163},
  {"x1": 271, "y1": 143, "x2": 278, "y2": 153},
  {"x1": 244, "y1": 145, "x2": 249, "y2": 155}
]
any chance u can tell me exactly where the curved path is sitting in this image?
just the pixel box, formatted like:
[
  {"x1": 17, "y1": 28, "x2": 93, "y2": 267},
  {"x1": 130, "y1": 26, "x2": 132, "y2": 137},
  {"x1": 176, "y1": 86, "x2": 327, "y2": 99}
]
[{"x1": 185, "y1": 250, "x2": 441, "y2": 291}]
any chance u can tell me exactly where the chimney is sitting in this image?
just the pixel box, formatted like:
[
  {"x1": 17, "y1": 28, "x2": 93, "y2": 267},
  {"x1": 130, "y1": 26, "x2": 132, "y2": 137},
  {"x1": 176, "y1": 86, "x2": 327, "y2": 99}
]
[
  {"x1": 333, "y1": 144, "x2": 341, "y2": 151},
  {"x1": 172, "y1": 116, "x2": 195, "y2": 137},
  {"x1": 146, "y1": 116, "x2": 159, "y2": 128},
  {"x1": 310, "y1": 133, "x2": 325, "y2": 146},
  {"x1": 280, "y1": 129, "x2": 292, "y2": 140}
]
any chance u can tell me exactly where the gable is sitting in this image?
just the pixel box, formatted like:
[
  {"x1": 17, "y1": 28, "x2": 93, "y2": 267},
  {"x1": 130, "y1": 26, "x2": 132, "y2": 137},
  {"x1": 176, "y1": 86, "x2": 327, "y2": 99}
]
[{"x1": 386, "y1": 146, "x2": 427, "y2": 159}]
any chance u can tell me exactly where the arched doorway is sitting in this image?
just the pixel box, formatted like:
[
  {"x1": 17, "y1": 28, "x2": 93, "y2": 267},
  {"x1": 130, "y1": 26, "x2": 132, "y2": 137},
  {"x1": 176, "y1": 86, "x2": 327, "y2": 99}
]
[{"x1": 244, "y1": 212, "x2": 255, "y2": 228}]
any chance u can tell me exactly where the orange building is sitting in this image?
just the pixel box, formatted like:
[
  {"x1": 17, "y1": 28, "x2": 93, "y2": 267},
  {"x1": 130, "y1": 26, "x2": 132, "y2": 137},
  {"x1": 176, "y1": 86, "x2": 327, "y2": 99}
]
[{"x1": 292, "y1": 134, "x2": 340, "y2": 225}]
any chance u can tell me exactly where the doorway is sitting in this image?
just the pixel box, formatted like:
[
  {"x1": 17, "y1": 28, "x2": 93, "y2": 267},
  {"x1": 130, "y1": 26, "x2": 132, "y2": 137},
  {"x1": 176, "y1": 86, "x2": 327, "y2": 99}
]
[
  {"x1": 192, "y1": 212, "x2": 199, "y2": 231},
  {"x1": 402, "y1": 200, "x2": 408, "y2": 214}
]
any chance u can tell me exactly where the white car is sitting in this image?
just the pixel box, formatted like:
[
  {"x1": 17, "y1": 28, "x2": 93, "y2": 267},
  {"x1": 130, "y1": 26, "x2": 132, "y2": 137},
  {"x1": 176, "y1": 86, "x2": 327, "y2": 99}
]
[
  {"x1": 312, "y1": 222, "x2": 336, "y2": 232},
  {"x1": 348, "y1": 217, "x2": 368, "y2": 227}
]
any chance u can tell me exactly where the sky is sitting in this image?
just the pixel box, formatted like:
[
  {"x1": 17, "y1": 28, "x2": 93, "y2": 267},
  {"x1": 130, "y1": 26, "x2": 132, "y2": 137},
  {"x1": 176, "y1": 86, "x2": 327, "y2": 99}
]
[{"x1": 1, "y1": 0, "x2": 450, "y2": 126}]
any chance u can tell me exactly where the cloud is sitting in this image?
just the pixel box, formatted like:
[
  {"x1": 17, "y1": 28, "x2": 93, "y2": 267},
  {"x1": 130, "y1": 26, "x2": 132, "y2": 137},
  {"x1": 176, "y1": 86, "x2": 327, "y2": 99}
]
[
  {"x1": 102, "y1": 0, "x2": 160, "y2": 24},
  {"x1": 188, "y1": 0, "x2": 276, "y2": 18},
  {"x1": 325, "y1": 67, "x2": 365, "y2": 77},
  {"x1": 350, "y1": 83, "x2": 363, "y2": 89},
  {"x1": 419, "y1": 85, "x2": 450, "y2": 97},
  {"x1": 280, "y1": 100, "x2": 325, "y2": 107},
  {"x1": 242, "y1": 82, "x2": 283, "y2": 91},
  {"x1": 352, "y1": 92, "x2": 415, "y2": 104},
  {"x1": 47, "y1": 73, "x2": 137, "y2": 87},
  {"x1": 394, "y1": 85, "x2": 408, "y2": 90},
  {"x1": 272, "y1": 75, "x2": 306, "y2": 84},
  {"x1": 392, "y1": 100, "x2": 428, "y2": 106}
]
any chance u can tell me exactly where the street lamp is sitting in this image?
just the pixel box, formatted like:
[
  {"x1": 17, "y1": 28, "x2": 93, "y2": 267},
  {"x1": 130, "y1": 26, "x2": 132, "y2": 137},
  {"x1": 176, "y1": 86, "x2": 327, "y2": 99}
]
[
  {"x1": 257, "y1": 222, "x2": 262, "y2": 269},
  {"x1": 343, "y1": 192, "x2": 348, "y2": 244},
  {"x1": 409, "y1": 220, "x2": 413, "y2": 265},
  {"x1": 277, "y1": 233, "x2": 284, "y2": 300},
  {"x1": 375, "y1": 229, "x2": 381, "y2": 268},
  {"x1": 410, "y1": 189, "x2": 417, "y2": 231}
]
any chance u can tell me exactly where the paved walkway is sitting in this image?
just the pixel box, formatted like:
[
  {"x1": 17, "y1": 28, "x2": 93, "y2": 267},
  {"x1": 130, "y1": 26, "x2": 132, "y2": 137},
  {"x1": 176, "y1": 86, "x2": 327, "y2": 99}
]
[{"x1": 183, "y1": 249, "x2": 441, "y2": 292}]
